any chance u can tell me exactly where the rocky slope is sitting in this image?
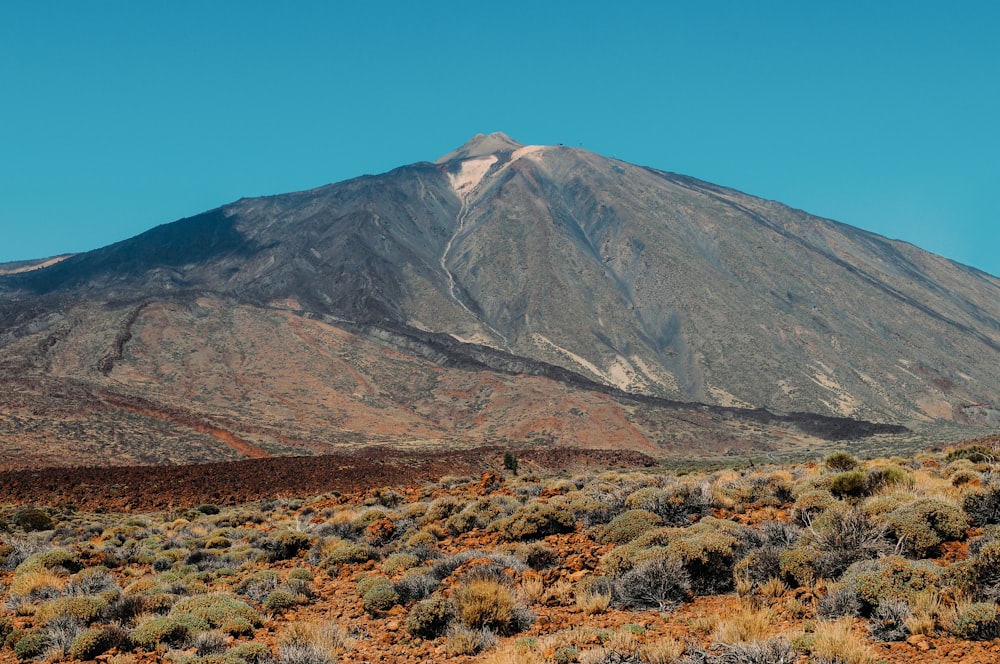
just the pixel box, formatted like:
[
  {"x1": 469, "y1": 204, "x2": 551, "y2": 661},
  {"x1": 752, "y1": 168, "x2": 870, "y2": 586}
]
[{"x1": 0, "y1": 133, "x2": 996, "y2": 467}]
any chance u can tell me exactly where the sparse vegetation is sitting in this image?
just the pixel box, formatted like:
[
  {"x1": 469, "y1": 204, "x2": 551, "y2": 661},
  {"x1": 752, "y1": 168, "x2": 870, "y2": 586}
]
[{"x1": 2, "y1": 437, "x2": 1000, "y2": 662}]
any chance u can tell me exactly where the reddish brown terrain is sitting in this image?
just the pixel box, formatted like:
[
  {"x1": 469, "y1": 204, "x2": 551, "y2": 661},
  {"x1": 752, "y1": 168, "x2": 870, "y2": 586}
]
[
  {"x1": 0, "y1": 299, "x2": 909, "y2": 472},
  {"x1": 0, "y1": 446, "x2": 654, "y2": 512},
  {"x1": 4, "y1": 437, "x2": 1000, "y2": 664}
]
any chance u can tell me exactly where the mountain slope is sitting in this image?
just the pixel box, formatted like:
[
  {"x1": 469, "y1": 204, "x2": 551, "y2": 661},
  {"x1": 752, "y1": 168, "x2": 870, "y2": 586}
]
[{"x1": 0, "y1": 132, "x2": 997, "y2": 468}]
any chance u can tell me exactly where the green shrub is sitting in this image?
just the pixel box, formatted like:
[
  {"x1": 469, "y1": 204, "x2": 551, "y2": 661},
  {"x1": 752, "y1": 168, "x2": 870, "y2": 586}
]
[
  {"x1": 884, "y1": 498, "x2": 968, "y2": 556},
  {"x1": 11, "y1": 508, "x2": 54, "y2": 532},
  {"x1": 288, "y1": 568, "x2": 314, "y2": 581},
  {"x1": 860, "y1": 493, "x2": 910, "y2": 518},
  {"x1": 0, "y1": 615, "x2": 11, "y2": 645},
  {"x1": 840, "y1": 556, "x2": 942, "y2": 614},
  {"x1": 952, "y1": 539, "x2": 1000, "y2": 601},
  {"x1": 445, "y1": 510, "x2": 482, "y2": 535},
  {"x1": 491, "y1": 501, "x2": 576, "y2": 541},
  {"x1": 68, "y1": 628, "x2": 115, "y2": 660},
  {"x1": 827, "y1": 471, "x2": 868, "y2": 498},
  {"x1": 946, "y1": 445, "x2": 994, "y2": 464},
  {"x1": 406, "y1": 595, "x2": 455, "y2": 638},
  {"x1": 824, "y1": 451, "x2": 859, "y2": 471},
  {"x1": 628, "y1": 483, "x2": 712, "y2": 525},
  {"x1": 720, "y1": 472, "x2": 794, "y2": 510},
  {"x1": 792, "y1": 489, "x2": 835, "y2": 525},
  {"x1": 15, "y1": 547, "x2": 83, "y2": 574},
  {"x1": 13, "y1": 631, "x2": 49, "y2": 659},
  {"x1": 865, "y1": 465, "x2": 913, "y2": 492},
  {"x1": 951, "y1": 602, "x2": 1000, "y2": 640},
  {"x1": 663, "y1": 517, "x2": 753, "y2": 595},
  {"x1": 778, "y1": 546, "x2": 818, "y2": 588},
  {"x1": 267, "y1": 530, "x2": 313, "y2": 561},
  {"x1": 421, "y1": 497, "x2": 460, "y2": 524},
  {"x1": 383, "y1": 552, "x2": 420, "y2": 575},
  {"x1": 598, "y1": 510, "x2": 663, "y2": 545},
  {"x1": 34, "y1": 595, "x2": 108, "y2": 624},
  {"x1": 361, "y1": 580, "x2": 400, "y2": 615},
  {"x1": 171, "y1": 593, "x2": 261, "y2": 635},
  {"x1": 197, "y1": 504, "x2": 221, "y2": 515},
  {"x1": 322, "y1": 542, "x2": 375, "y2": 573},
  {"x1": 952, "y1": 469, "x2": 982, "y2": 487},
  {"x1": 264, "y1": 589, "x2": 300, "y2": 611},
  {"x1": 963, "y1": 486, "x2": 1000, "y2": 527},
  {"x1": 356, "y1": 575, "x2": 390, "y2": 596},
  {"x1": 624, "y1": 487, "x2": 673, "y2": 515},
  {"x1": 131, "y1": 614, "x2": 209, "y2": 649},
  {"x1": 514, "y1": 542, "x2": 558, "y2": 570},
  {"x1": 230, "y1": 642, "x2": 272, "y2": 664}
]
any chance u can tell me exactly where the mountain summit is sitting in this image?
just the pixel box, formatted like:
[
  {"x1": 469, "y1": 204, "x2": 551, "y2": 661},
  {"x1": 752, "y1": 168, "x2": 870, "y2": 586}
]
[
  {"x1": 0, "y1": 134, "x2": 997, "y2": 468},
  {"x1": 436, "y1": 131, "x2": 524, "y2": 162}
]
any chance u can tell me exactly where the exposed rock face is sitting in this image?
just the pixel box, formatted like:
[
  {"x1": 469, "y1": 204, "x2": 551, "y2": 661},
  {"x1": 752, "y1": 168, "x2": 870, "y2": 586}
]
[{"x1": 0, "y1": 133, "x2": 996, "y2": 466}]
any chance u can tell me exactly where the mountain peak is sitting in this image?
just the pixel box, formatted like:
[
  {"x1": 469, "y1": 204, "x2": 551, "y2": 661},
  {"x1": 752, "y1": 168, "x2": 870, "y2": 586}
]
[{"x1": 435, "y1": 132, "x2": 524, "y2": 163}]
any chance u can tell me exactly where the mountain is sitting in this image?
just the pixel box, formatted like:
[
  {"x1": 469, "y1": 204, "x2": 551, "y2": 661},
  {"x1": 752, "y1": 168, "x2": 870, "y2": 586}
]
[{"x1": 1, "y1": 133, "x2": 997, "y2": 469}]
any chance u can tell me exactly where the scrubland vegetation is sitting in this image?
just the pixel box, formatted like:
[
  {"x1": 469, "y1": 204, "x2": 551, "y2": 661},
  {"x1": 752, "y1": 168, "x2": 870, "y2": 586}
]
[{"x1": 3, "y1": 437, "x2": 1000, "y2": 663}]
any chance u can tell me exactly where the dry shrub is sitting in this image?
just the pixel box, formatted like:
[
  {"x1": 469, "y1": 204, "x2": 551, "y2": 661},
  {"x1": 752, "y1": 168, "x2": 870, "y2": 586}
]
[
  {"x1": 603, "y1": 628, "x2": 639, "y2": 654},
  {"x1": 868, "y1": 599, "x2": 911, "y2": 641},
  {"x1": 575, "y1": 578, "x2": 612, "y2": 615},
  {"x1": 545, "y1": 579, "x2": 576, "y2": 606},
  {"x1": 519, "y1": 574, "x2": 546, "y2": 605},
  {"x1": 640, "y1": 636, "x2": 685, "y2": 664},
  {"x1": 712, "y1": 606, "x2": 774, "y2": 644},
  {"x1": 805, "y1": 504, "x2": 889, "y2": 579},
  {"x1": 479, "y1": 644, "x2": 546, "y2": 664},
  {"x1": 106, "y1": 655, "x2": 139, "y2": 664},
  {"x1": 9, "y1": 568, "x2": 66, "y2": 597},
  {"x1": 809, "y1": 618, "x2": 875, "y2": 664},
  {"x1": 451, "y1": 578, "x2": 523, "y2": 635},
  {"x1": 278, "y1": 621, "x2": 353, "y2": 659},
  {"x1": 446, "y1": 624, "x2": 496, "y2": 655},
  {"x1": 784, "y1": 597, "x2": 809, "y2": 619},
  {"x1": 712, "y1": 638, "x2": 796, "y2": 664},
  {"x1": 578, "y1": 649, "x2": 611, "y2": 664},
  {"x1": 686, "y1": 614, "x2": 719, "y2": 636},
  {"x1": 615, "y1": 555, "x2": 691, "y2": 611},
  {"x1": 758, "y1": 577, "x2": 787, "y2": 600},
  {"x1": 904, "y1": 589, "x2": 941, "y2": 636}
]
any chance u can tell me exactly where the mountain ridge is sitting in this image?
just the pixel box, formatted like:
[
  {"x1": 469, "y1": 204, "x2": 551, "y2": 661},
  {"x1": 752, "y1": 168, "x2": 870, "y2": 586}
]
[{"x1": 0, "y1": 134, "x2": 997, "y2": 468}]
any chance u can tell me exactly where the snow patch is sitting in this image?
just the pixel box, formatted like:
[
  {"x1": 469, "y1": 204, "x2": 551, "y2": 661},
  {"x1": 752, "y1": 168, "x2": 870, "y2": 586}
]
[
  {"x1": 511, "y1": 145, "x2": 546, "y2": 161},
  {"x1": 447, "y1": 156, "x2": 497, "y2": 200}
]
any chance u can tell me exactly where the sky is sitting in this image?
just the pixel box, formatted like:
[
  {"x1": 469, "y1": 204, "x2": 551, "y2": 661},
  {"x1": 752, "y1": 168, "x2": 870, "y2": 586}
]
[{"x1": 1, "y1": 1, "x2": 997, "y2": 276}]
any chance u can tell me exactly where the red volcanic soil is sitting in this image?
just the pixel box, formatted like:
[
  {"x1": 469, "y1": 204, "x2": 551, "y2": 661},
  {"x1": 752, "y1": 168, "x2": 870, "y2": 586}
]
[{"x1": 0, "y1": 446, "x2": 655, "y2": 511}]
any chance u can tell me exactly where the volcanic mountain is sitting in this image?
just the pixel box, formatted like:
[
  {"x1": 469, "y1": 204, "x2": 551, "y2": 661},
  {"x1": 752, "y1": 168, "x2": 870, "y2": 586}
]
[{"x1": 0, "y1": 133, "x2": 997, "y2": 468}]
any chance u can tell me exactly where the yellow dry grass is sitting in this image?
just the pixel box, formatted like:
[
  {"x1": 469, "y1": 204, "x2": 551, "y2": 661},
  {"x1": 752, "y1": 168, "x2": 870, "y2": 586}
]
[
  {"x1": 712, "y1": 606, "x2": 774, "y2": 644},
  {"x1": 810, "y1": 618, "x2": 876, "y2": 664}
]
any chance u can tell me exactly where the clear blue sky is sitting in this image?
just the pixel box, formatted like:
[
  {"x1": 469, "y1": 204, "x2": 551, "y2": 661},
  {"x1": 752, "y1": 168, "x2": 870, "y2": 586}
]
[{"x1": 2, "y1": 1, "x2": 997, "y2": 276}]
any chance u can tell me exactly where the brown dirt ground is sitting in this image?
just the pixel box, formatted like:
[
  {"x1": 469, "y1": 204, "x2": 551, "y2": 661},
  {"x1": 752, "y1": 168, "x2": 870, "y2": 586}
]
[{"x1": 0, "y1": 446, "x2": 655, "y2": 511}]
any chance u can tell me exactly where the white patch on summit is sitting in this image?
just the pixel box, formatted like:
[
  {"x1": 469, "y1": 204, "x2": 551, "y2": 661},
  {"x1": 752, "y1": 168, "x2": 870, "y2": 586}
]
[
  {"x1": 511, "y1": 145, "x2": 545, "y2": 161},
  {"x1": 447, "y1": 156, "x2": 497, "y2": 200}
]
